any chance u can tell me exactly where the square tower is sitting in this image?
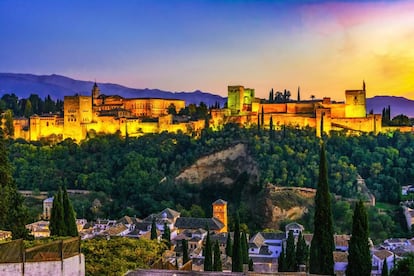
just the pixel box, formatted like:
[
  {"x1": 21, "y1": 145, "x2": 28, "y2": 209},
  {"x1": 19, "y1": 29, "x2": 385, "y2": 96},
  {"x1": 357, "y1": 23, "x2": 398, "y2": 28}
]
[
  {"x1": 212, "y1": 199, "x2": 228, "y2": 233},
  {"x1": 345, "y1": 81, "x2": 367, "y2": 118}
]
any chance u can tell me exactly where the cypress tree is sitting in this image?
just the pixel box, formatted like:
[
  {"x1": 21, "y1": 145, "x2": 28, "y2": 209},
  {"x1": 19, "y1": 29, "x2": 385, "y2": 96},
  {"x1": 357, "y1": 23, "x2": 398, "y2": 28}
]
[
  {"x1": 346, "y1": 200, "x2": 371, "y2": 276},
  {"x1": 309, "y1": 143, "x2": 335, "y2": 275},
  {"x1": 204, "y1": 230, "x2": 213, "y2": 271},
  {"x1": 248, "y1": 258, "x2": 254, "y2": 271},
  {"x1": 50, "y1": 187, "x2": 66, "y2": 236},
  {"x1": 0, "y1": 129, "x2": 29, "y2": 239},
  {"x1": 62, "y1": 186, "x2": 78, "y2": 237},
  {"x1": 269, "y1": 116, "x2": 274, "y2": 139},
  {"x1": 213, "y1": 240, "x2": 222, "y2": 271},
  {"x1": 278, "y1": 243, "x2": 286, "y2": 272},
  {"x1": 261, "y1": 106, "x2": 264, "y2": 127},
  {"x1": 162, "y1": 222, "x2": 171, "y2": 248},
  {"x1": 285, "y1": 230, "x2": 296, "y2": 272},
  {"x1": 150, "y1": 217, "x2": 157, "y2": 240},
  {"x1": 241, "y1": 231, "x2": 249, "y2": 264},
  {"x1": 182, "y1": 239, "x2": 189, "y2": 264},
  {"x1": 295, "y1": 231, "x2": 309, "y2": 270},
  {"x1": 232, "y1": 213, "x2": 243, "y2": 272},
  {"x1": 382, "y1": 258, "x2": 388, "y2": 276},
  {"x1": 226, "y1": 233, "x2": 233, "y2": 257}
]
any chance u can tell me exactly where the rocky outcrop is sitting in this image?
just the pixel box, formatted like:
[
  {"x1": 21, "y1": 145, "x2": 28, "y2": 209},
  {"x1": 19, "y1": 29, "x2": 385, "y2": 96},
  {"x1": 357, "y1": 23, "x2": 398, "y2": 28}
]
[
  {"x1": 263, "y1": 184, "x2": 315, "y2": 229},
  {"x1": 175, "y1": 143, "x2": 258, "y2": 185}
]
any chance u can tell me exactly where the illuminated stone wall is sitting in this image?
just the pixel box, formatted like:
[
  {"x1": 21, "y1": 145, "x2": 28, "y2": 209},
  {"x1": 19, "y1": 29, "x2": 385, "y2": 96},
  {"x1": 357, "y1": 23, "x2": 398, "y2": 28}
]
[
  {"x1": 29, "y1": 115, "x2": 64, "y2": 141},
  {"x1": 345, "y1": 89, "x2": 366, "y2": 118},
  {"x1": 210, "y1": 83, "x2": 382, "y2": 136},
  {"x1": 63, "y1": 95, "x2": 92, "y2": 141}
]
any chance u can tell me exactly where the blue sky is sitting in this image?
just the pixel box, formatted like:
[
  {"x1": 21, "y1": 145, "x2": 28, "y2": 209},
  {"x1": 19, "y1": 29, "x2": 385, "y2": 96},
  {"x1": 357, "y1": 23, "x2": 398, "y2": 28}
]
[{"x1": 1, "y1": 0, "x2": 413, "y2": 99}]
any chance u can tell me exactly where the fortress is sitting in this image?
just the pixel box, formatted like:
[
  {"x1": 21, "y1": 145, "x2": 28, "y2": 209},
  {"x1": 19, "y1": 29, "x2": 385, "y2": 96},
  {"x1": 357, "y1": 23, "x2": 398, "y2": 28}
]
[
  {"x1": 211, "y1": 81, "x2": 382, "y2": 136},
  {"x1": 12, "y1": 83, "x2": 205, "y2": 142},
  {"x1": 9, "y1": 81, "x2": 386, "y2": 142}
]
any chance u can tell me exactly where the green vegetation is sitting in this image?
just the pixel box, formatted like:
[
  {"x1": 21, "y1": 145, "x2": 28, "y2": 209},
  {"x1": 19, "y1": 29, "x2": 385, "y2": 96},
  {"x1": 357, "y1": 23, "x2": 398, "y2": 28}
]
[
  {"x1": 309, "y1": 143, "x2": 335, "y2": 275},
  {"x1": 203, "y1": 230, "x2": 212, "y2": 271},
  {"x1": 0, "y1": 93, "x2": 63, "y2": 118},
  {"x1": 4, "y1": 124, "x2": 414, "y2": 240},
  {"x1": 391, "y1": 253, "x2": 414, "y2": 276},
  {"x1": 81, "y1": 237, "x2": 165, "y2": 276},
  {"x1": 225, "y1": 233, "x2": 232, "y2": 257},
  {"x1": 162, "y1": 222, "x2": 171, "y2": 248},
  {"x1": 346, "y1": 200, "x2": 371, "y2": 276},
  {"x1": 0, "y1": 129, "x2": 30, "y2": 239},
  {"x1": 382, "y1": 258, "x2": 389, "y2": 276},
  {"x1": 285, "y1": 230, "x2": 296, "y2": 272},
  {"x1": 232, "y1": 213, "x2": 243, "y2": 272},
  {"x1": 295, "y1": 232, "x2": 309, "y2": 269},
  {"x1": 241, "y1": 231, "x2": 249, "y2": 265},
  {"x1": 182, "y1": 239, "x2": 189, "y2": 264},
  {"x1": 213, "y1": 240, "x2": 222, "y2": 271},
  {"x1": 63, "y1": 187, "x2": 79, "y2": 237},
  {"x1": 150, "y1": 218, "x2": 157, "y2": 240},
  {"x1": 49, "y1": 187, "x2": 78, "y2": 237}
]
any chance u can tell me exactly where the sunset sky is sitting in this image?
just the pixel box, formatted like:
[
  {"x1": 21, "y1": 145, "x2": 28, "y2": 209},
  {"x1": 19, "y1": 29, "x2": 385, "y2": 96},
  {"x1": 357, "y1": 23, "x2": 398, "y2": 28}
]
[{"x1": 1, "y1": 0, "x2": 413, "y2": 100}]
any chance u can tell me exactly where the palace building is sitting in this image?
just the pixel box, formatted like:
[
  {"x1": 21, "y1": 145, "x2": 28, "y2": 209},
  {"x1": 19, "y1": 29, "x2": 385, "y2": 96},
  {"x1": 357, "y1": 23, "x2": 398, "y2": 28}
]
[
  {"x1": 12, "y1": 83, "x2": 204, "y2": 142},
  {"x1": 210, "y1": 81, "x2": 382, "y2": 136}
]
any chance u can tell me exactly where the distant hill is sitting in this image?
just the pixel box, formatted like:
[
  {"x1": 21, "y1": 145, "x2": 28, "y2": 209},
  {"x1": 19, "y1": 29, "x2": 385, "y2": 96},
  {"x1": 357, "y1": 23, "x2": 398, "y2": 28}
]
[
  {"x1": 367, "y1": 96, "x2": 414, "y2": 118},
  {"x1": 0, "y1": 73, "x2": 227, "y2": 107}
]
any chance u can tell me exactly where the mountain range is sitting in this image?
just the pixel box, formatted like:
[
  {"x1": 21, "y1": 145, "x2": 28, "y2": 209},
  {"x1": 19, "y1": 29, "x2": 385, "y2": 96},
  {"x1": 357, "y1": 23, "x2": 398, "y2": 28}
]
[
  {"x1": 0, "y1": 73, "x2": 227, "y2": 107},
  {"x1": 0, "y1": 73, "x2": 413, "y2": 117}
]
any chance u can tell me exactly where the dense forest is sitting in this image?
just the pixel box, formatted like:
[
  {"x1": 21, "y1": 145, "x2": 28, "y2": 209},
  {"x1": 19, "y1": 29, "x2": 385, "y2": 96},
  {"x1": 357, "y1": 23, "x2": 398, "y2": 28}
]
[{"x1": 7, "y1": 125, "x2": 414, "y2": 242}]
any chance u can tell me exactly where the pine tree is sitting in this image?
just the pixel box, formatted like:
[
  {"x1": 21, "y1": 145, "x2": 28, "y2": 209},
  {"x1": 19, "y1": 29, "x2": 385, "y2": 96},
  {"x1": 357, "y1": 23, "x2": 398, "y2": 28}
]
[
  {"x1": 382, "y1": 258, "x2": 389, "y2": 276},
  {"x1": 213, "y1": 240, "x2": 222, "y2": 271},
  {"x1": 150, "y1": 217, "x2": 157, "y2": 240},
  {"x1": 50, "y1": 187, "x2": 66, "y2": 236},
  {"x1": 182, "y1": 239, "x2": 189, "y2": 264},
  {"x1": 204, "y1": 230, "x2": 213, "y2": 271},
  {"x1": 226, "y1": 233, "x2": 233, "y2": 257},
  {"x1": 285, "y1": 230, "x2": 296, "y2": 272},
  {"x1": 0, "y1": 128, "x2": 30, "y2": 239},
  {"x1": 309, "y1": 143, "x2": 335, "y2": 275},
  {"x1": 278, "y1": 243, "x2": 286, "y2": 272},
  {"x1": 162, "y1": 222, "x2": 171, "y2": 248},
  {"x1": 346, "y1": 200, "x2": 371, "y2": 276},
  {"x1": 232, "y1": 213, "x2": 243, "y2": 272},
  {"x1": 62, "y1": 186, "x2": 78, "y2": 237},
  {"x1": 295, "y1": 231, "x2": 309, "y2": 270}
]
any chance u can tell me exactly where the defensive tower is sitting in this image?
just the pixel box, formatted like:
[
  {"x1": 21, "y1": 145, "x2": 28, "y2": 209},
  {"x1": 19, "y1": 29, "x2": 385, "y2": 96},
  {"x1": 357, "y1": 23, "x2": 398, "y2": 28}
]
[{"x1": 212, "y1": 199, "x2": 228, "y2": 233}]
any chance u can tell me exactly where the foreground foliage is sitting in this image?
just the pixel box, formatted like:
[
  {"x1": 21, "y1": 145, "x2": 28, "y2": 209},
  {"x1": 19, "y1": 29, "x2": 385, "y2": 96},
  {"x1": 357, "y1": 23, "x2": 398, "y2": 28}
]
[
  {"x1": 0, "y1": 129, "x2": 30, "y2": 239},
  {"x1": 346, "y1": 200, "x2": 371, "y2": 276},
  {"x1": 81, "y1": 237, "x2": 166, "y2": 276},
  {"x1": 309, "y1": 144, "x2": 334, "y2": 275},
  {"x1": 6, "y1": 126, "x2": 414, "y2": 237}
]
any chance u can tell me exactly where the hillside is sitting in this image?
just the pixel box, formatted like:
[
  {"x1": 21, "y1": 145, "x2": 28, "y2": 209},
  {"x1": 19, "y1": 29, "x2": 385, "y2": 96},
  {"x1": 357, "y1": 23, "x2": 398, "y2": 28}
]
[
  {"x1": 174, "y1": 143, "x2": 315, "y2": 230},
  {"x1": 175, "y1": 143, "x2": 259, "y2": 185},
  {"x1": 0, "y1": 73, "x2": 227, "y2": 107}
]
